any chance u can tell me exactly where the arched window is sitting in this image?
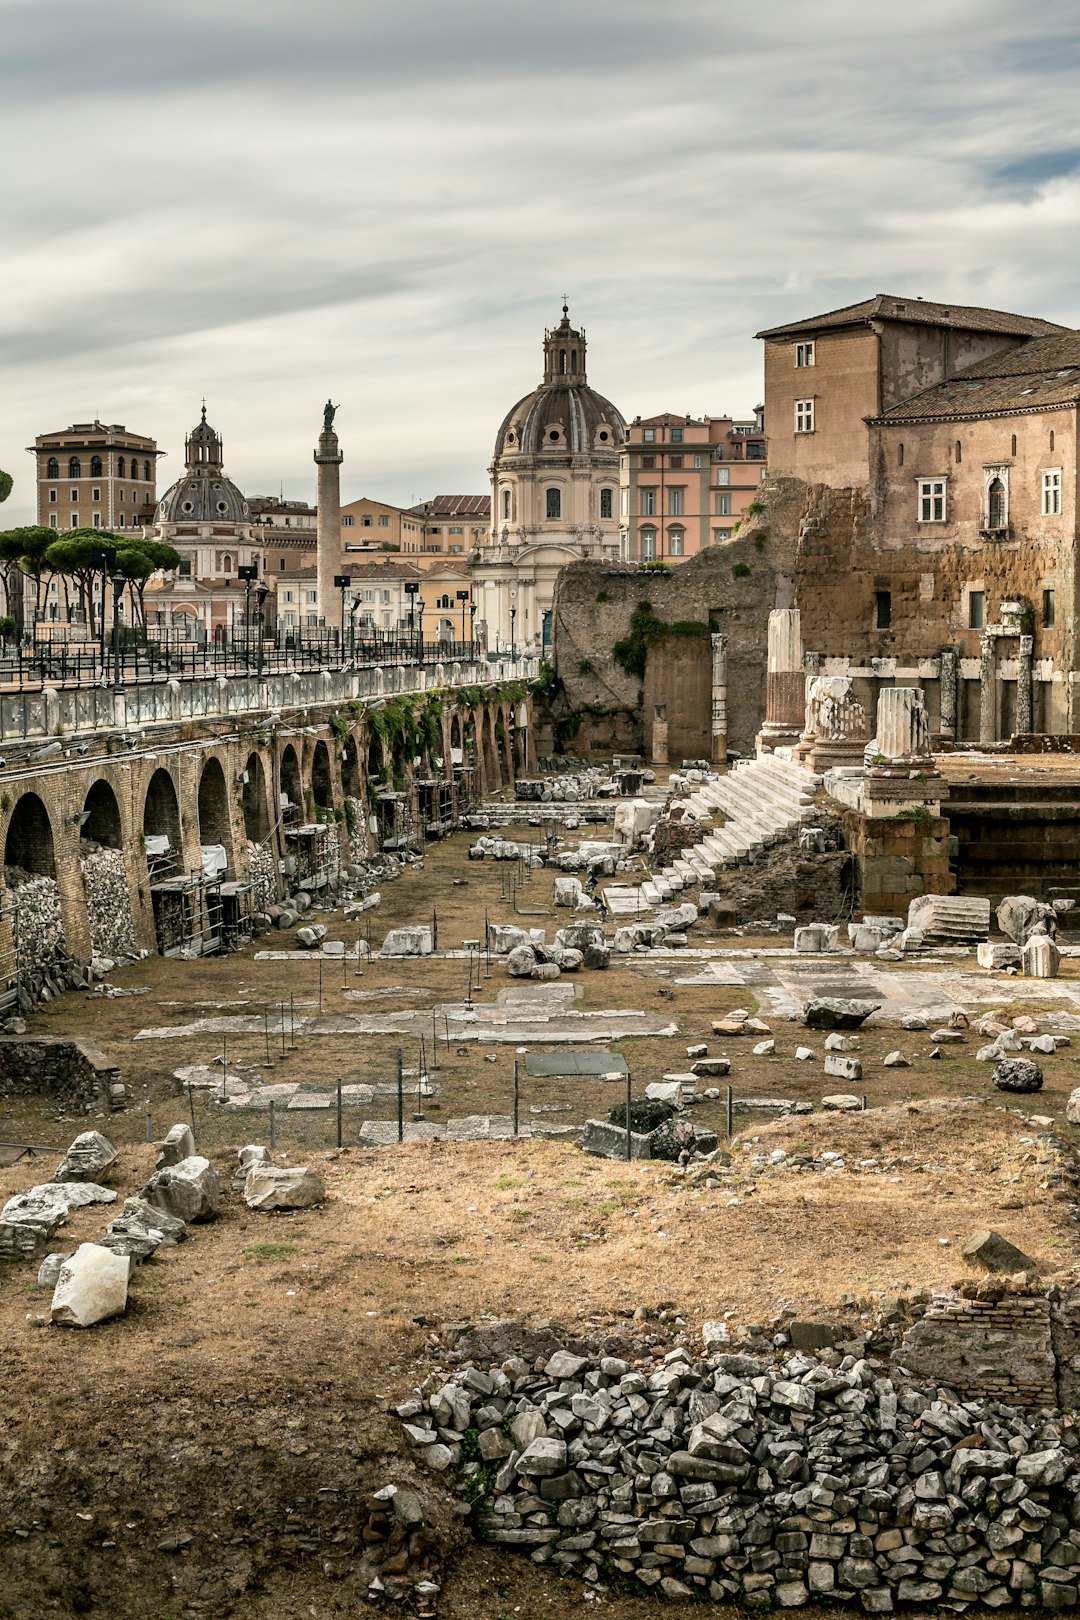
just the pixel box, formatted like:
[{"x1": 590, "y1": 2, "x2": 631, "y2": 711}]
[
  {"x1": 599, "y1": 487, "x2": 613, "y2": 519},
  {"x1": 1050, "y1": 430, "x2": 1055, "y2": 452},
  {"x1": 545, "y1": 487, "x2": 561, "y2": 520},
  {"x1": 437, "y1": 594, "x2": 452, "y2": 609},
  {"x1": 68, "y1": 456, "x2": 81, "y2": 478},
  {"x1": 90, "y1": 455, "x2": 102, "y2": 477},
  {"x1": 559, "y1": 349, "x2": 567, "y2": 374},
  {"x1": 640, "y1": 527, "x2": 657, "y2": 561},
  {"x1": 988, "y1": 477, "x2": 1007, "y2": 529},
  {"x1": 955, "y1": 440, "x2": 962, "y2": 464},
  {"x1": 1011, "y1": 434, "x2": 1018, "y2": 456},
  {"x1": 118, "y1": 456, "x2": 126, "y2": 477},
  {"x1": 502, "y1": 488, "x2": 511, "y2": 520},
  {"x1": 46, "y1": 457, "x2": 59, "y2": 478},
  {"x1": 668, "y1": 528, "x2": 685, "y2": 557},
  {"x1": 571, "y1": 350, "x2": 578, "y2": 373},
  {"x1": 143, "y1": 460, "x2": 151, "y2": 481},
  {"x1": 222, "y1": 553, "x2": 233, "y2": 574},
  {"x1": 898, "y1": 443, "x2": 904, "y2": 467}
]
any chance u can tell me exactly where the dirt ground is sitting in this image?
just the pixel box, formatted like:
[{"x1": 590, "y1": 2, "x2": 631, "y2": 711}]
[{"x1": 4, "y1": 821, "x2": 1080, "y2": 1618}]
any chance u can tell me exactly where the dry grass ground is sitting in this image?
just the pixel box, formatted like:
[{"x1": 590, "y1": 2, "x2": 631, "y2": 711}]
[{"x1": 3, "y1": 821, "x2": 1080, "y2": 1617}]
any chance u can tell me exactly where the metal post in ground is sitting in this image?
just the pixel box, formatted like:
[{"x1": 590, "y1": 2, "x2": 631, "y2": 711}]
[
  {"x1": 444, "y1": 1013, "x2": 451, "y2": 1055},
  {"x1": 726, "y1": 1084, "x2": 734, "y2": 1138},
  {"x1": 318, "y1": 956, "x2": 323, "y2": 1011},
  {"x1": 336, "y1": 1075, "x2": 343, "y2": 1149},
  {"x1": 145, "y1": 1111, "x2": 153, "y2": 1144},
  {"x1": 280, "y1": 1001, "x2": 287, "y2": 1057},
  {"x1": 430, "y1": 1010, "x2": 438, "y2": 1071},
  {"x1": 290, "y1": 994, "x2": 297, "y2": 1050},
  {"x1": 514, "y1": 1059, "x2": 519, "y2": 1137},
  {"x1": 221, "y1": 1030, "x2": 228, "y2": 1104},
  {"x1": 269, "y1": 1098, "x2": 277, "y2": 1149},
  {"x1": 432, "y1": 909, "x2": 438, "y2": 950},
  {"x1": 264, "y1": 1008, "x2": 271, "y2": 1064},
  {"x1": 188, "y1": 1083, "x2": 197, "y2": 1145},
  {"x1": 625, "y1": 1070, "x2": 632, "y2": 1162},
  {"x1": 396, "y1": 1049, "x2": 404, "y2": 1143}
]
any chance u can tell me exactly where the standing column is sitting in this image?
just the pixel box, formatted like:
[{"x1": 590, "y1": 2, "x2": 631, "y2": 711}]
[
  {"x1": 758, "y1": 608, "x2": 804, "y2": 754},
  {"x1": 979, "y1": 632, "x2": 996, "y2": 744},
  {"x1": 314, "y1": 401, "x2": 343, "y2": 631},
  {"x1": 938, "y1": 647, "x2": 958, "y2": 742},
  {"x1": 876, "y1": 688, "x2": 931, "y2": 761},
  {"x1": 710, "y1": 632, "x2": 728, "y2": 768},
  {"x1": 1017, "y1": 634, "x2": 1034, "y2": 734}
]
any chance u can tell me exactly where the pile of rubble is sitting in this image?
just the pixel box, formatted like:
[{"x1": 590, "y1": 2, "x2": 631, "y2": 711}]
[
  {"x1": 5, "y1": 867, "x2": 65, "y2": 977},
  {"x1": 400, "y1": 1331, "x2": 1080, "y2": 1608},
  {"x1": 80, "y1": 846, "x2": 138, "y2": 961},
  {"x1": 247, "y1": 841, "x2": 276, "y2": 913}
]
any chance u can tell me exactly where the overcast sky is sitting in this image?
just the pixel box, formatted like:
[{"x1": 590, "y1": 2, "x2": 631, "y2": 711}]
[{"x1": 3, "y1": 0, "x2": 1080, "y2": 521}]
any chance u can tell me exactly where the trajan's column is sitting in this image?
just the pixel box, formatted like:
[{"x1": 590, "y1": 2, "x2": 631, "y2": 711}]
[{"x1": 315, "y1": 400, "x2": 343, "y2": 627}]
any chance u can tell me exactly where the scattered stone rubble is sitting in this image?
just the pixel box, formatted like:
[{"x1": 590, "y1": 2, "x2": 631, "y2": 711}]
[
  {"x1": 5, "y1": 867, "x2": 65, "y2": 982},
  {"x1": 401, "y1": 1321, "x2": 1080, "y2": 1609}
]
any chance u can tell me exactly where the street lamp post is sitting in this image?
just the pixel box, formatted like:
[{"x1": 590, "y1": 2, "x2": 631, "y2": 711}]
[
  {"x1": 92, "y1": 545, "x2": 117, "y2": 675},
  {"x1": 509, "y1": 588, "x2": 518, "y2": 660},
  {"x1": 237, "y1": 564, "x2": 258, "y2": 670},
  {"x1": 403, "y1": 579, "x2": 419, "y2": 662},
  {"x1": 255, "y1": 583, "x2": 269, "y2": 677},
  {"x1": 456, "y1": 589, "x2": 469, "y2": 652},
  {"x1": 469, "y1": 600, "x2": 477, "y2": 656},
  {"x1": 417, "y1": 599, "x2": 425, "y2": 666},
  {"x1": 111, "y1": 572, "x2": 125, "y2": 690},
  {"x1": 334, "y1": 574, "x2": 351, "y2": 666}
]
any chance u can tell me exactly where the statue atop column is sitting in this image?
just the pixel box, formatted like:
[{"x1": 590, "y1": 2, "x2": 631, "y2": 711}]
[{"x1": 323, "y1": 399, "x2": 338, "y2": 432}]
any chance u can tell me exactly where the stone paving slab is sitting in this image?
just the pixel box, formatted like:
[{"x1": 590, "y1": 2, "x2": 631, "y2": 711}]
[
  {"x1": 358, "y1": 1114, "x2": 532, "y2": 1145},
  {"x1": 761, "y1": 960, "x2": 1080, "y2": 1024},
  {"x1": 136, "y1": 1009, "x2": 677, "y2": 1044}
]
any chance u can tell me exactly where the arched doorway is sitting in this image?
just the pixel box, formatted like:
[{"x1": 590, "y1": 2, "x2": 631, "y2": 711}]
[
  {"x1": 280, "y1": 745, "x2": 302, "y2": 816},
  {"x1": 3, "y1": 793, "x2": 64, "y2": 974},
  {"x1": 5, "y1": 792, "x2": 56, "y2": 875},
  {"x1": 81, "y1": 779, "x2": 122, "y2": 848},
  {"x1": 79, "y1": 780, "x2": 137, "y2": 960},
  {"x1": 143, "y1": 768, "x2": 182, "y2": 873},
  {"x1": 241, "y1": 753, "x2": 270, "y2": 842},
  {"x1": 197, "y1": 757, "x2": 232, "y2": 855},
  {"x1": 311, "y1": 740, "x2": 334, "y2": 811}
]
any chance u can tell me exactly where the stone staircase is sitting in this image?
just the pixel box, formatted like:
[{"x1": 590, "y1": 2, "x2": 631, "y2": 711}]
[{"x1": 644, "y1": 756, "x2": 822, "y2": 900}]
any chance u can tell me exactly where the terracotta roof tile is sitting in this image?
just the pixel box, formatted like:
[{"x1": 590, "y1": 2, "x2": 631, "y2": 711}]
[
  {"x1": 756, "y1": 294, "x2": 1067, "y2": 341},
  {"x1": 877, "y1": 328, "x2": 1080, "y2": 421}
]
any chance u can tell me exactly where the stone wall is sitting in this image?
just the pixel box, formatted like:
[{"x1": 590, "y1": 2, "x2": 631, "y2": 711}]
[
  {"x1": 0, "y1": 1035, "x2": 126, "y2": 1111},
  {"x1": 842, "y1": 810, "x2": 954, "y2": 916},
  {"x1": 550, "y1": 494, "x2": 802, "y2": 758},
  {"x1": 898, "y1": 1291, "x2": 1055, "y2": 1407},
  {"x1": 402, "y1": 1325, "x2": 1080, "y2": 1609},
  {"x1": 6, "y1": 870, "x2": 65, "y2": 975},
  {"x1": 81, "y1": 847, "x2": 138, "y2": 961}
]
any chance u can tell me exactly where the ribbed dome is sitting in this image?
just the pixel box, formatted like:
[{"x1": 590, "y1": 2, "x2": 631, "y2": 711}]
[
  {"x1": 494, "y1": 384, "x2": 626, "y2": 457},
  {"x1": 158, "y1": 405, "x2": 250, "y2": 523},
  {"x1": 157, "y1": 472, "x2": 250, "y2": 523}
]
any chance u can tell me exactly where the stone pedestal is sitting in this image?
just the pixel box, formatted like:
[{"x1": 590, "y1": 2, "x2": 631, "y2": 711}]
[
  {"x1": 757, "y1": 609, "x2": 804, "y2": 754},
  {"x1": 863, "y1": 689, "x2": 946, "y2": 819},
  {"x1": 314, "y1": 426, "x2": 343, "y2": 629}
]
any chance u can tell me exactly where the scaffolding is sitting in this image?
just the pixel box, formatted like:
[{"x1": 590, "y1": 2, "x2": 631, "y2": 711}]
[{"x1": 284, "y1": 824, "x2": 339, "y2": 890}]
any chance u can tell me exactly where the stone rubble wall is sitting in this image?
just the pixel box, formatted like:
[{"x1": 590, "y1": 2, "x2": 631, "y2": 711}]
[
  {"x1": 80, "y1": 847, "x2": 137, "y2": 961},
  {"x1": 0, "y1": 1035, "x2": 126, "y2": 1111},
  {"x1": 247, "y1": 842, "x2": 276, "y2": 913},
  {"x1": 344, "y1": 797, "x2": 369, "y2": 865},
  {"x1": 402, "y1": 1332, "x2": 1080, "y2": 1609},
  {"x1": 5, "y1": 868, "x2": 65, "y2": 975}
]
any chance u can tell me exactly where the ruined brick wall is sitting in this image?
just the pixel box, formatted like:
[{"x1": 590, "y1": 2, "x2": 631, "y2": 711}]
[
  {"x1": 897, "y1": 1292, "x2": 1056, "y2": 1407},
  {"x1": 551, "y1": 488, "x2": 803, "y2": 758},
  {"x1": 643, "y1": 634, "x2": 713, "y2": 762},
  {"x1": 843, "y1": 809, "x2": 954, "y2": 915}
]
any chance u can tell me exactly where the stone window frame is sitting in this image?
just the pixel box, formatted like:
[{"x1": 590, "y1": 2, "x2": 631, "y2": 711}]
[
  {"x1": 916, "y1": 476, "x2": 947, "y2": 523},
  {"x1": 1042, "y1": 467, "x2": 1063, "y2": 516},
  {"x1": 667, "y1": 527, "x2": 685, "y2": 557},
  {"x1": 794, "y1": 398, "x2": 814, "y2": 434},
  {"x1": 981, "y1": 463, "x2": 1010, "y2": 532},
  {"x1": 795, "y1": 340, "x2": 815, "y2": 368}
]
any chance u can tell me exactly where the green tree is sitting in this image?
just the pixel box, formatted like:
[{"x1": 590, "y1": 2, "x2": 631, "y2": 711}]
[
  {"x1": 0, "y1": 525, "x2": 59, "y2": 635},
  {"x1": 45, "y1": 529, "x2": 113, "y2": 626},
  {"x1": 0, "y1": 469, "x2": 12, "y2": 506},
  {"x1": 116, "y1": 535, "x2": 181, "y2": 627}
]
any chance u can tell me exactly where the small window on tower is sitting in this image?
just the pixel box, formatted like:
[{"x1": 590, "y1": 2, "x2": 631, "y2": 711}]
[{"x1": 875, "y1": 590, "x2": 892, "y2": 629}]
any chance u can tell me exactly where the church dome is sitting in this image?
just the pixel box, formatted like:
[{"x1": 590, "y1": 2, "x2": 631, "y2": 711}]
[
  {"x1": 157, "y1": 405, "x2": 251, "y2": 523},
  {"x1": 493, "y1": 307, "x2": 626, "y2": 458}
]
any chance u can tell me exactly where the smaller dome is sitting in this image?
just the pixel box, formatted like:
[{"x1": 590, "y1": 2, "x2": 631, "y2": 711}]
[{"x1": 157, "y1": 404, "x2": 249, "y2": 522}]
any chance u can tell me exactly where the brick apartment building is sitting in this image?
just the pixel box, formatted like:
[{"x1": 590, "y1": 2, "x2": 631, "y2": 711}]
[{"x1": 620, "y1": 410, "x2": 766, "y2": 562}]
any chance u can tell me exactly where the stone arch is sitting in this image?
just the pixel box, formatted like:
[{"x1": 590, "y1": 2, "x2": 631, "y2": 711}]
[
  {"x1": 81, "y1": 779, "x2": 123, "y2": 849},
  {"x1": 449, "y1": 712, "x2": 463, "y2": 755},
  {"x1": 5, "y1": 792, "x2": 56, "y2": 876},
  {"x1": 142, "y1": 768, "x2": 182, "y2": 873},
  {"x1": 482, "y1": 706, "x2": 499, "y2": 791},
  {"x1": 197, "y1": 756, "x2": 232, "y2": 855},
  {"x1": 280, "y1": 744, "x2": 302, "y2": 814},
  {"x1": 242, "y1": 752, "x2": 271, "y2": 842},
  {"x1": 311, "y1": 739, "x2": 334, "y2": 811}
]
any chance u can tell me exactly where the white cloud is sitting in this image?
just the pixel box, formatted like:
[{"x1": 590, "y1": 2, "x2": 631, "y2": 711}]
[{"x1": 2, "y1": 0, "x2": 1080, "y2": 519}]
